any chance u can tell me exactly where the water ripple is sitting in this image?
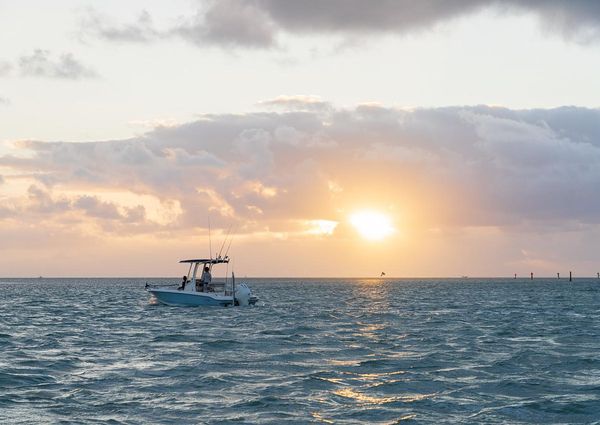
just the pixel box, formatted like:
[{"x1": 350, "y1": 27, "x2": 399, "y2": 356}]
[{"x1": 1, "y1": 277, "x2": 599, "y2": 423}]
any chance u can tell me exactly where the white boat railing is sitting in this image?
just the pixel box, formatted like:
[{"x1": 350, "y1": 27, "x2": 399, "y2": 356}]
[
  {"x1": 144, "y1": 282, "x2": 178, "y2": 289},
  {"x1": 145, "y1": 280, "x2": 231, "y2": 294}
]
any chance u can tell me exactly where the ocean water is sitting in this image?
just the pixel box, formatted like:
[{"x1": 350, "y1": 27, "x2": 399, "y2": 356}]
[{"x1": 0, "y1": 278, "x2": 599, "y2": 424}]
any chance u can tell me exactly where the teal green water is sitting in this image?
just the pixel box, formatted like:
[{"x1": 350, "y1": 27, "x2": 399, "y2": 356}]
[{"x1": 1, "y1": 278, "x2": 599, "y2": 424}]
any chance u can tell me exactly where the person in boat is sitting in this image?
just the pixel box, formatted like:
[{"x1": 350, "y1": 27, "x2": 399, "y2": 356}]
[
  {"x1": 199, "y1": 265, "x2": 212, "y2": 292},
  {"x1": 178, "y1": 275, "x2": 187, "y2": 290}
]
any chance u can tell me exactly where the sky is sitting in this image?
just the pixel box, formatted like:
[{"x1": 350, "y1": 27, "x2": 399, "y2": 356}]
[{"x1": 1, "y1": 0, "x2": 600, "y2": 277}]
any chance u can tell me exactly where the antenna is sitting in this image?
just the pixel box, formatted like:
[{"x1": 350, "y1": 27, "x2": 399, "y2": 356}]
[{"x1": 232, "y1": 270, "x2": 236, "y2": 307}]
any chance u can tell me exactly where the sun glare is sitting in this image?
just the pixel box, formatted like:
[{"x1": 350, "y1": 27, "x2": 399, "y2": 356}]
[{"x1": 349, "y1": 211, "x2": 394, "y2": 241}]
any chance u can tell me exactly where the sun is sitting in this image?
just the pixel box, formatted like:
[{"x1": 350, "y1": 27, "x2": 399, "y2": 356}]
[{"x1": 349, "y1": 211, "x2": 394, "y2": 241}]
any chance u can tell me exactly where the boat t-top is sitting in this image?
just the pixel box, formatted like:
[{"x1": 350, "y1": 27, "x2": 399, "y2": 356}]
[{"x1": 146, "y1": 256, "x2": 257, "y2": 307}]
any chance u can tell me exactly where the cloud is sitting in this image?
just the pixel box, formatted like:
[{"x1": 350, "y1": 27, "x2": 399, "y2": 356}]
[
  {"x1": 258, "y1": 95, "x2": 332, "y2": 112},
  {"x1": 253, "y1": 0, "x2": 484, "y2": 35},
  {"x1": 18, "y1": 185, "x2": 149, "y2": 231},
  {"x1": 223, "y1": 0, "x2": 600, "y2": 45},
  {"x1": 80, "y1": 2, "x2": 275, "y2": 48},
  {"x1": 81, "y1": 8, "x2": 158, "y2": 43},
  {"x1": 0, "y1": 60, "x2": 12, "y2": 76},
  {"x1": 516, "y1": 0, "x2": 600, "y2": 43},
  {"x1": 175, "y1": 0, "x2": 276, "y2": 48},
  {"x1": 74, "y1": 195, "x2": 148, "y2": 225},
  {"x1": 27, "y1": 185, "x2": 71, "y2": 214},
  {"x1": 2, "y1": 103, "x2": 600, "y2": 241},
  {"x1": 74, "y1": 195, "x2": 122, "y2": 220},
  {"x1": 4, "y1": 101, "x2": 600, "y2": 276},
  {"x1": 19, "y1": 49, "x2": 97, "y2": 80},
  {"x1": 82, "y1": 1, "x2": 600, "y2": 49}
]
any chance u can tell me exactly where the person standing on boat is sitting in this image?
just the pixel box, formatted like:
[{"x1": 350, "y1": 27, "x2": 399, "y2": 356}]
[
  {"x1": 200, "y1": 265, "x2": 212, "y2": 292},
  {"x1": 178, "y1": 275, "x2": 187, "y2": 290}
]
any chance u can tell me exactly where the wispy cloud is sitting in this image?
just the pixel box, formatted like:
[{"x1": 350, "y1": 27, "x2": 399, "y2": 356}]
[
  {"x1": 19, "y1": 49, "x2": 97, "y2": 80},
  {"x1": 258, "y1": 95, "x2": 332, "y2": 112},
  {"x1": 0, "y1": 60, "x2": 12, "y2": 76},
  {"x1": 81, "y1": 8, "x2": 159, "y2": 43}
]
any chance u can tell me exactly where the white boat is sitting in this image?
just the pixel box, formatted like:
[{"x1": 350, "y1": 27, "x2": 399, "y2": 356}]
[{"x1": 146, "y1": 257, "x2": 258, "y2": 307}]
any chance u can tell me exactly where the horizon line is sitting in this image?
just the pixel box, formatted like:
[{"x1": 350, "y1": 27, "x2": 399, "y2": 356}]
[{"x1": 1, "y1": 275, "x2": 599, "y2": 280}]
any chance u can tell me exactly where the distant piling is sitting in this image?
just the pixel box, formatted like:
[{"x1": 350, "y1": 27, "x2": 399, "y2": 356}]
[
  {"x1": 570, "y1": 271, "x2": 572, "y2": 282},
  {"x1": 530, "y1": 272, "x2": 534, "y2": 280},
  {"x1": 514, "y1": 273, "x2": 517, "y2": 279},
  {"x1": 597, "y1": 272, "x2": 599, "y2": 279},
  {"x1": 557, "y1": 272, "x2": 560, "y2": 279}
]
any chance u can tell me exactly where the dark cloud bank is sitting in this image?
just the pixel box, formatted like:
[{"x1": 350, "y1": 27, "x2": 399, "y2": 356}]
[
  {"x1": 85, "y1": 0, "x2": 600, "y2": 47},
  {"x1": 3, "y1": 104, "x2": 600, "y2": 234}
]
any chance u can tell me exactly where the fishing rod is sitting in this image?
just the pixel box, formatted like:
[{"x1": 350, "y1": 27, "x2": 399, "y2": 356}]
[
  {"x1": 208, "y1": 216, "x2": 212, "y2": 260},
  {"x1": 224, "y1": 231, "x2": 235, "y2": 259},
  {"x1": 217, "y1": 225, "x2": 232, "y2": 259}
]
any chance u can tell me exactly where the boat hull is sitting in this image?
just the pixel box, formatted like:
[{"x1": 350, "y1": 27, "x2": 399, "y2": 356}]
[{"x1": 148, "y1": 289, "x2": 233, "y2": 307}]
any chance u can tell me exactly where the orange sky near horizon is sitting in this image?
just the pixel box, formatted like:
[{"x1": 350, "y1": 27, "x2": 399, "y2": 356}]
[{"x1": 2, "y1": 103, "x2": 600, "y2": 277}]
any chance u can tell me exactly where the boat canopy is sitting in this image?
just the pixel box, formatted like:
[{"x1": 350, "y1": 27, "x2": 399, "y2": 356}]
[{"x1": 179, "y1": 258, "x2": 229, "y2": 264}]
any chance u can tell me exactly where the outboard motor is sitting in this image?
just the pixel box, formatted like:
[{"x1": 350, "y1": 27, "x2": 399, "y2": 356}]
[{"x1": 235, "y1": 283, "x2": 252, "y2": 306}]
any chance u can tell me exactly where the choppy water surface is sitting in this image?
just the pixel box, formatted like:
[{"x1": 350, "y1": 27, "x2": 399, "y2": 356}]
[{"x1": 1, "y1": 278, "x2": 599, "y2": 424}]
